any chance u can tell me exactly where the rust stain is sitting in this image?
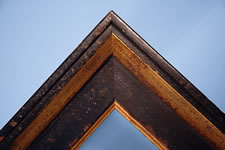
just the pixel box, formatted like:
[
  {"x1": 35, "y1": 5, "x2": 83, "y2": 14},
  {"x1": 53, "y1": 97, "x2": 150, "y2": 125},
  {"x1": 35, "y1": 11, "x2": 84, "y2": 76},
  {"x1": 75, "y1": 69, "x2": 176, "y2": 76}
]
[
  {"x1": 144, "y1": 125, "x2": 168, "y2": 149},
  {"x1": 0, "y1": 136, "x2": 5, "y2": 142},
  {"x1": 10, "y1": 121, "x2": 17, "y2": 127},
  {"x1": 158, "y1": 138, "x2": 168, "y2": 148},
  {"x1": 98, "y1": 89, "x2": 107, "y2": 95},
  {"x1": 184, "y1": 82, "x2": 191, "y2": 90},
  {"x1": 144, "y1": 125, "x2": 156, "y2": 137},
  {"x1": 95, "y1": 40, "x2": 101, "y2": 45},
  {"x1": 83, "y1": 123, "x2": 91, "y2": 132},
  {"x1": 69, "y1": 138, "x2": 78, "y2": 149},
  {"x1": 83, "y1": 54, "x2": 88, "y2": 60},
  {"x1": 84, "y1": 93, "x2": 88, "y2": 97},
  {"x1": 96, "y1": 26, "x2": 104, "y2": 35},
  {"x1": 91, "y1": 88, "x2": 95, "y2": 92},
  {"x1": 178, "y1": 79, "x2": 185, "y2": 85},
  {"x1": 84, "y1": 45, "x2": 88, "y2": 49}
]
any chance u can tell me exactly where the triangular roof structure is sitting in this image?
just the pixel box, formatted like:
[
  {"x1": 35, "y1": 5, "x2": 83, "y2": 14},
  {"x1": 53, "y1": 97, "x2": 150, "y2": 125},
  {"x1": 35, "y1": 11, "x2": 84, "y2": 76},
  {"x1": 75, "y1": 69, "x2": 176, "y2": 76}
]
[{"x1": 0, "y1": 11, "x2": 224, "y2": 150}]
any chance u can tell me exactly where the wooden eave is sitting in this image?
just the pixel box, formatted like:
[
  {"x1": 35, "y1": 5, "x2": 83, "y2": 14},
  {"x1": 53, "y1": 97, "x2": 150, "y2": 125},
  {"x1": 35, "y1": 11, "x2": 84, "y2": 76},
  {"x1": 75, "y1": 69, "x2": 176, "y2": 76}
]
[{"x1": 0, "y1": 11, "x2": 224, "y2": 150}]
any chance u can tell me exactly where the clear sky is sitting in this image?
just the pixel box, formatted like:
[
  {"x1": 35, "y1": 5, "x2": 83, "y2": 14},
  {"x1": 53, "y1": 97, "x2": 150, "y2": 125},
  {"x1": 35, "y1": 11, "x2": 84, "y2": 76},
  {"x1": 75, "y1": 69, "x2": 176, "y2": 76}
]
[
  {"x1": 0, "y1": 0, "x2": 225, "y2": 149},
  {"x1": 79, "y1": 110, "x2": 159, "y2": 150}
]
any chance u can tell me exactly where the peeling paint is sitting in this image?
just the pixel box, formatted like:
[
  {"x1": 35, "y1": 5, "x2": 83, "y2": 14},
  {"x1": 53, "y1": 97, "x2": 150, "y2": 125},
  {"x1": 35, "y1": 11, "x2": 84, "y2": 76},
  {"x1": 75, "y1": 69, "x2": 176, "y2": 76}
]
[
  {"x1": 83, "y1": 123, "x2": 91, "y2": 132},
  {"x1": 144, "y1": 125, "x2": 156, "y2": 137},
  {"x1": 96, "y1": 26, "x2": 104, "y2": 35},
  {"x1": 10, "y1": 121, "x2": 17, "y2": 127},
  {"x1": 91, "y1": 88, "x2": 95, "y2": 92},
  {"x1": 184, "y1": 83, "x2": 191, "y2": 89}
]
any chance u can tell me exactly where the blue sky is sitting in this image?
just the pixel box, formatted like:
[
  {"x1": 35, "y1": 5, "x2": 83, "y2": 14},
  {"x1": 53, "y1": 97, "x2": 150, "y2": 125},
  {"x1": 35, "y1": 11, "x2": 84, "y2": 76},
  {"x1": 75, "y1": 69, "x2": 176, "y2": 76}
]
[
  {"x1": 79, "y1": 110, "x2": 159, "y2": 150},
  {"x1": 0, "y1": 1, "x2": 225, "y2": 149}
]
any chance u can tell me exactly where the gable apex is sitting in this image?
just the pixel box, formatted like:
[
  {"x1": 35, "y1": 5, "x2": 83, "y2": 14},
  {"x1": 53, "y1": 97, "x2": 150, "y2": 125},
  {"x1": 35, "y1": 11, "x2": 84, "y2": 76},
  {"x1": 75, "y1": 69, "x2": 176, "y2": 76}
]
[{"x1": 0, "y1": 11, "x2": 224, "y2": 150}]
